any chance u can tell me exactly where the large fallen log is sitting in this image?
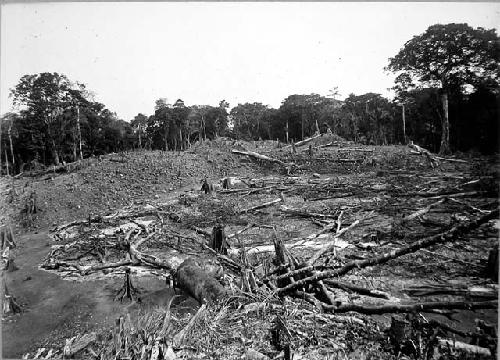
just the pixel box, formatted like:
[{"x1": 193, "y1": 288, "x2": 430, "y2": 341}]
[
  {"x1": 176, "y1": 258, "x2": 227, "y2": 304},
  {"x1": 276, "y1": 209, "x2": 499, "y2": 294},
  {"x1": 324, "y1": 300, "x2": 497, "y2": 314},
  {"x1": 232, "y1": 149, "x2": 292, "y2": 168},
  {"x1": 437, "y1": 338, "x2": 491, "y2": 357},
  {"x1": 291, "y1": 133, "x2": 322, "y2": 148},
  {"x1": 238, "y1": 198, "x2": 282, "y2": 214}
]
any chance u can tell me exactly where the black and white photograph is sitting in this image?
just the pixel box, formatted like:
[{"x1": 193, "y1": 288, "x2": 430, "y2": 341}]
[{"x1": 0, "y1": 2, "x2": 499, "y2": 359}]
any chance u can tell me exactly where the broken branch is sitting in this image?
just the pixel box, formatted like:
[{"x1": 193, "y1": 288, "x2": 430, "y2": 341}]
[{"x1": 277, "y1": 209, "x2": 498, "y2": 294}]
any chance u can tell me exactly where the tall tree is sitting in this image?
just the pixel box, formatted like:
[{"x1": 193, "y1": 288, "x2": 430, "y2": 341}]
[
  {"x1": 131, "y1": 113, "x2": 148, "y2": 149},
  {"x1": 230, "y1": 102, "x2": 270, "y2": 140},
  {"x1": 387, "y1": 23, "x2": 500, "y2": 154}
]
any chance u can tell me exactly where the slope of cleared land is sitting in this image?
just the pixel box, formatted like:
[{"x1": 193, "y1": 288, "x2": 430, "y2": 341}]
[{"x1": 2, "y1": 136, "x2": 498, "y2": 359}]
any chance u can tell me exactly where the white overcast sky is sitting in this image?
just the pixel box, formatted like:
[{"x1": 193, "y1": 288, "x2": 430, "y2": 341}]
[{"x1": 1, "y1": 2, "x2": 499, "y2": 120}]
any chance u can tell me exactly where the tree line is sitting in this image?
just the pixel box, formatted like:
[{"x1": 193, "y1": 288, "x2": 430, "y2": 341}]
[{"x1": 1, "y1": 23, "x2": 498, "y2": 174}]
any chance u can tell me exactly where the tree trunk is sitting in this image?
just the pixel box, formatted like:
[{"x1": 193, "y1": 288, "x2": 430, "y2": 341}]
[
  {"x1": 73, "y1": 136, "x2": 77, "y2": 162},
  {"x1": 8, "y1": 124, "x2": 15, "y2": 168},
  {"x1": 439, "y1": 92, "x2": 451, "y2": 155},
  {"x1": 4, "y1": 150, "x2": 9, "y2": 176},
  {"x1": 301, "y1": 113, "x2": 305, "y2": 140},
  {"x1": 76, "y1": 105, "x2": 83, "y2": 160},
  {"x1": 401, "y1": 104, "x2": 406, "y2": 144},
  {"x1": 201, "y1": 114, "x2": 206, "y2": 141},
  {"x1": 138, "y1": 129, "x2": 142, "y2": 149},
  {"x1": 285, "y1": 119, "x2": 289, "y2": 144}
]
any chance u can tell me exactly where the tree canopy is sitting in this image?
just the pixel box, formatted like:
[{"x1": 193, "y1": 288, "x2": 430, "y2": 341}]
[
  {"x1": 387, "y1": 23, "x2": 500, "y2": 154},
  {"x1": 2, "y1": 25, "x2": 499, "y2": 176}
]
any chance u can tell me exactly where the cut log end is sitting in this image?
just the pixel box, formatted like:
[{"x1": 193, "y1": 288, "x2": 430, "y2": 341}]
[{"x1": 176, "y1": 258, "x2": 227, "y2": 305}]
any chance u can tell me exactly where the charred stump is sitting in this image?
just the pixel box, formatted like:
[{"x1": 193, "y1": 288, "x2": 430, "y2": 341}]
[
  {"x1": 201, "y1": 179, "x2": 215, "y2": 194},
  {"x1": 270, "y1": 314, "x2": 291, "y2": 359},
  {"x1": 487, "y1": 247, "x2": 498, "y2": 282},
  {"x1": 210, "y1": 224, "x2": 228, "y2": 255}
]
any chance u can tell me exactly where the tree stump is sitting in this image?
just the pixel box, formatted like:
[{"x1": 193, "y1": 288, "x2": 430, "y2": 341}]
[
  {"x1": 201, "y1": 179, "x2": 214, "y2": 194},
  {"x1": 114, "y1": 267, "x2": 139, "y2": 302},
  {"x1": 487, "y1": 247, "x2": 498, "y2": 282},
  {"x1": 0, "y1": 225, "x2": 15, "y2": 250},
  {"x1": 210, "y1": 224, "x2": 228, "y2": 255},
  {"x1": 2, "y1": 279, "x2": 21, "y2": 315}
]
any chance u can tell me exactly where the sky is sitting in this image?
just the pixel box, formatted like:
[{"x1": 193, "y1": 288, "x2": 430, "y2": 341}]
[{"x1": 1, "y1": 2, "x2": 499, "y2": 120}]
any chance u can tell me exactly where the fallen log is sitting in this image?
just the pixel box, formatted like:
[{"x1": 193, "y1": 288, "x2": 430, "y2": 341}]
[
  {"x1": 279, "y1": 206, "x2": 339, "y2": 220},
  {"x1": 437, "y1": 338, "x2": 491, "y2": 357},
  {"x1": 228, "y1": 235, "x2": 351, "y2": 258},
  {"x1": 52, "y1": 208, "x2": 159, "y2": 233},
  {"x1": 80, "y1": 260, "x2": 138, "y2": 275},
  {"x1": 176, "y1": 258, "x2": 227, "y2": 304},
  {"x1": 324, "y1": 280, "x2": 391, "y2": 299},
  {"x1": 276, "y1": 209, "x2": 499, "y2": 294},
  {"x1": 232, "y1": 149, "x2": 289, "y2": 167},
  {"x1": 282, "y1": 133, "x2": 322, "y2": 150},
  {"x1": 239, "y1": 198, "x2": 282, "y2": 214},
  {"x1": 325, "y1": 300, "x2": 497, "y2": 314},
  {"x1": 292, "y1": 133, "x2": 322, "y2": 147},
  {"x1": 403, "y1": 199, "x2": 445, "y2": 221},
  {"x1": 405, "y1": 284, "x2": 498, "y2": 299}
]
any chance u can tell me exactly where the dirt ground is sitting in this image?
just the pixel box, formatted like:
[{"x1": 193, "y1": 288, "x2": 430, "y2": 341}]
[{"x1": 1, "y1": 136, "x2": 498, "y2": 359}]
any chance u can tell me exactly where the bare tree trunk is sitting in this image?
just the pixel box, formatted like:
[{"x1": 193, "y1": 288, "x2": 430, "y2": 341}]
[
  {"x1": 138, "y1": 128, "x2": 142, "y2": 149},
  {"x1": 76, "y1": 105, "x2": 83, "y2": 160},
  {"x1": 401, "y1": 104, "x2": 406, "y2": 144},
  {"x1": 179, "y1": 127, "x2": 183, "y2": 151},
  {"x1": 52, "y1": 139, "x2": 60, "y2": 165},
  {"x1": 4, "y1": 151, "x2": 9, "y2": 176},
  {"x1": 8, "y1": 123, "x2": 15, "y2": 168},
  {"x1": 301, "y1": 113, "x2": 305, "y2": 140},
  {"x1": 45, "y1": 117, "x2": 60, "y2": 165},
  {"x1": 73, "y1": 135, "x2": 77, "y2": 162},
  {"x1": 440, "y1": 92, "x2": 451, "y2": 155},
  {"x1": 285, "y1": 119, "x2": 289, "y2": 144},
  {"x1": 202, "y1": 114, "x2": 206, "y2": 141}
]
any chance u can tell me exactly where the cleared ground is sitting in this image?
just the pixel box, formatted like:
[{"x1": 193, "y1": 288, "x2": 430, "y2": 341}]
[{"x1": 2, "y1": 136, "x2": 498, "y2": 359}]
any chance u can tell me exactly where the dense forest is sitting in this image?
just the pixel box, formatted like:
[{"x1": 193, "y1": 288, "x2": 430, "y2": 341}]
[{"x1": 1, "y1": 23, "x2": 498, "y2": 174}]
